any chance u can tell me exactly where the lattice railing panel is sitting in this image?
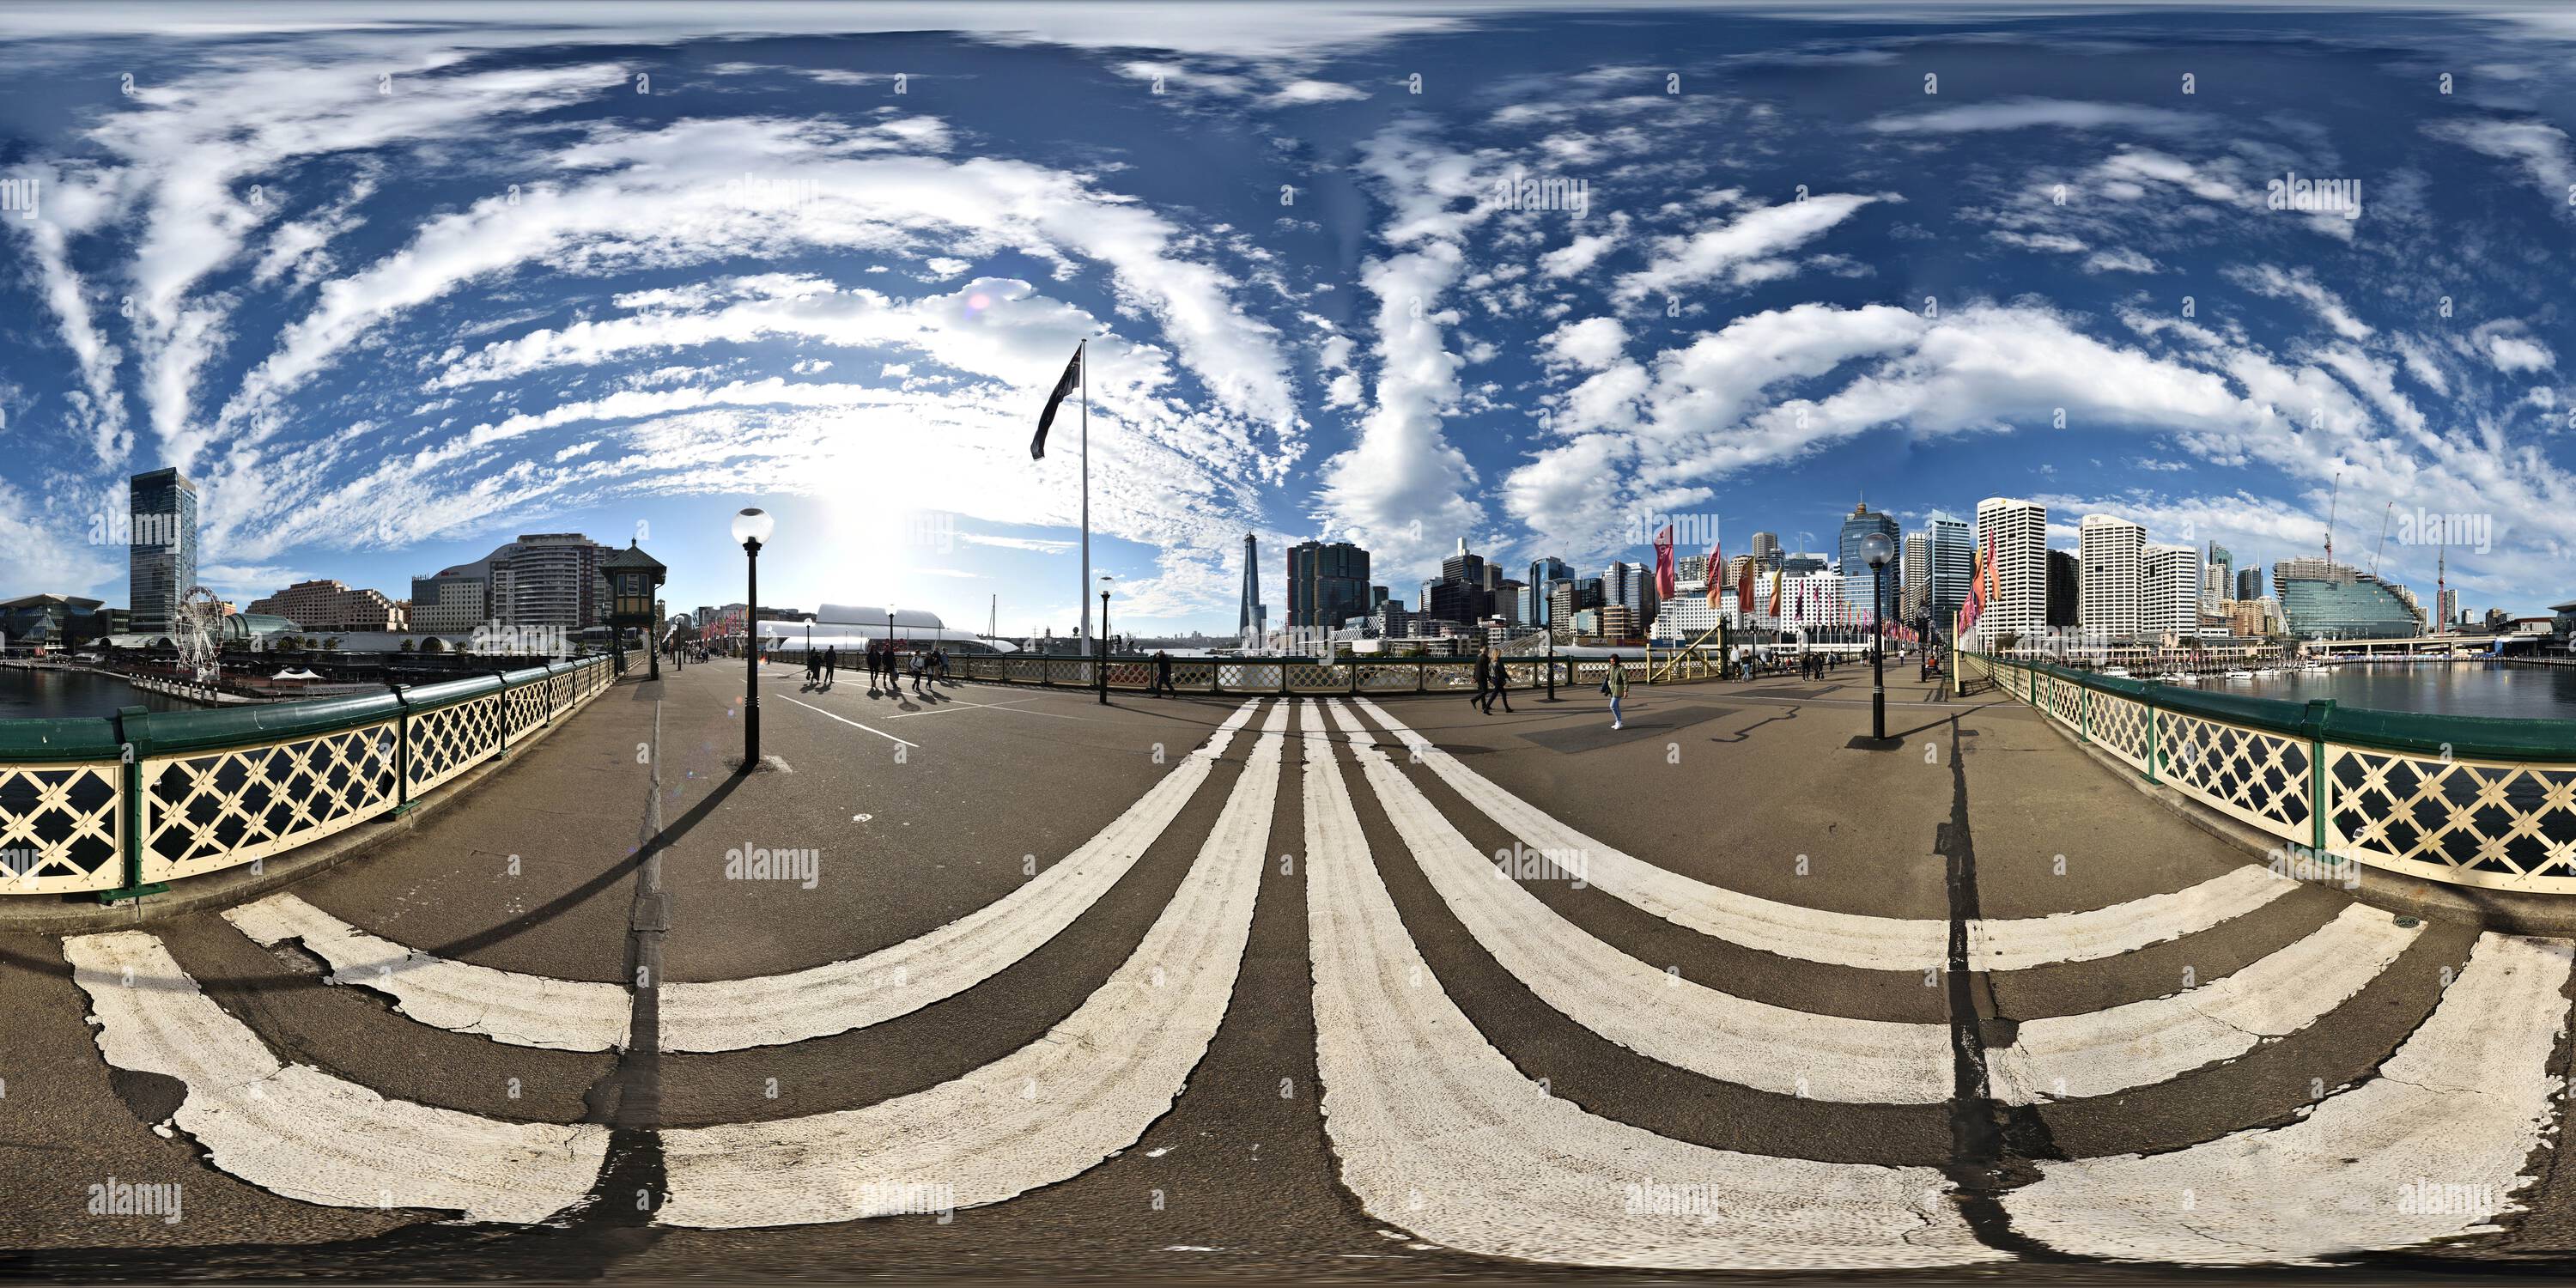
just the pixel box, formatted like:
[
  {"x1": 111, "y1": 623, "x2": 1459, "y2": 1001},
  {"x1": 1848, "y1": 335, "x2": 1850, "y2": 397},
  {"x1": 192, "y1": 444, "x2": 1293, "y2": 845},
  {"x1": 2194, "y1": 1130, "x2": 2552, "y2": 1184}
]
[
  {"x1": 1357, "y1": 665, "x2": 1419, "y2": 692},
  {"x1": 2038, "y1": 672, "x2": 2084, "y2": 730},
  {"x1": 1170, "y1": 662, "x2": 1218, "y2": 691},
  {"x1": 409, "y1": 695, "x2": 501, "y2": 793},
  {"x1": 1420, "y1": 662, "x2": 1476, "y2": 691},
  {"x1": 2089, "y1": 692, "x2": 2152, "y2": 770},
  {"x1": 503, "y1": 683, "x2": 552, "y2": 738},
  {"x1": 1286, "y1": 665, "x2": 1349, "y2": 692},
  {"x1": 0, "y1": 761, "x2": 122, "y2": 894},
  {"x1": 1218, "y1": 664, "x2": 1283, "y2": 692},
  {"x1": 141, "y1": 720, "x2": 399, "y2": 881},
  {"x1": 2327, "y1": 747, "x2": 2576, "y2": 890},
  {"x1": 2154, "y1": 711, "x2": 2311, "y2": 840},
  {"x1": 1104, "y1": 661, "x2": 1152, "y2": 689}
]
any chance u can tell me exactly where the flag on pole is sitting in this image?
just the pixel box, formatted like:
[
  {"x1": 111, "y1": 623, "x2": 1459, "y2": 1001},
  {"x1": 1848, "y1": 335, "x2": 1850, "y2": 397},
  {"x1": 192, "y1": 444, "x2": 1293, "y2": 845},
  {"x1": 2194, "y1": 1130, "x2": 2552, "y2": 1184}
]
[
  {"x1": 1029, "y1": 343, "x2": 1084, "y2": 459},
  {"x1": 1737, "y1": 560, "x2": 1754, "y2": 613},
  {"x1": 1767, "y1": 568, "x2": 1783, "y2": 619},
  {"x1": 1653, "y1": 526, "x2": 1678, "y2": 600},
  {"x1": 1704, "y1": 538, "x2": 1724, "y2": 609},
  {"x1": 1959, "y1": 533, "x2": 1996, "y2": 638}
]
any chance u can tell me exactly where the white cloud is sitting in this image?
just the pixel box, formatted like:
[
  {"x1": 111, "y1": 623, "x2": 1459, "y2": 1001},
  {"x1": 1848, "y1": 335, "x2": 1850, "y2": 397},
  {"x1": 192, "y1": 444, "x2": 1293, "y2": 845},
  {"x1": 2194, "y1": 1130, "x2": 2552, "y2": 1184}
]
[
  {"x1": 1868, "y1": 98, "x2": 2205, "y2": 136},
  {"x1": 2226, "y1": 264, "x2": 2372, "y2": 341},
  {"x1": 1611, "y1": 192, "x2": 1880, "y2": 304},
  {"x1": 2425, "y1": 118, "x2": 2576, "y2": 208}
]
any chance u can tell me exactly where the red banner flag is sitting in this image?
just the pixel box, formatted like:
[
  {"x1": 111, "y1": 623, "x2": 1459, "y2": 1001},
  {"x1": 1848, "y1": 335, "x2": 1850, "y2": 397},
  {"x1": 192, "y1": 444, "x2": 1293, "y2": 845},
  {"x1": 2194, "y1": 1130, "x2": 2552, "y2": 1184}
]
[
  {"x1": 1704, "y1": 538, "x2": 1723, "y2": 610},
  {"x1": 1653, "y1": 526, "x2": 1678, "y2": 600}
]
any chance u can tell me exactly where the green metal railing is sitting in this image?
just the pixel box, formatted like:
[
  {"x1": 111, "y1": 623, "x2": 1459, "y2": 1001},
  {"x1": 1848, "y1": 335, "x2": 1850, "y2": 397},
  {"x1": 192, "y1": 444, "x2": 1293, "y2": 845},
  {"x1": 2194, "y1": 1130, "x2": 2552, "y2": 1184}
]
[
  {"x1": 1965, "y1": 652, "x2": 2576, "y2": 894},
  {"x1": 0, "y1": 655, "x2": 617, "y2": 900},
  {"x1": 940, "y1": 654, "x2": 1652, "y2": 697}
]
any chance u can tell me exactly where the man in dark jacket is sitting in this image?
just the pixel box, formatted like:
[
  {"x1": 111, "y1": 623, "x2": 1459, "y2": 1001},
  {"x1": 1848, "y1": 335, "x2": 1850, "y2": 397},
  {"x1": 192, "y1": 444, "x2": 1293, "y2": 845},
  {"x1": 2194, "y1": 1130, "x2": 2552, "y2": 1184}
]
[
  {"x1": 1470, "y1": 648, "x2": 1492, "y2": 714},
  {"x1": 1152, "y1": 649, "x2": 1174, "y2": 696}
]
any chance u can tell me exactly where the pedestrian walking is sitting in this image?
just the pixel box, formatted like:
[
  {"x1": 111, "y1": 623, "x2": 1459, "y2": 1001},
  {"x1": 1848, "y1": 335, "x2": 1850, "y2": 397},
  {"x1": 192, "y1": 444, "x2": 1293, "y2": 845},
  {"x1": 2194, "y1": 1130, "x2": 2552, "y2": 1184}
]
[
  {"x1": 1485, "y1": 647, "x2": 1514, "y2": 714},
  {"x1": 823, "y1": 645, "x2": 836, "y2": 687},
  {"x1": 805, "y1": 647, "x2": 820, "y2": 690},
  {"x1": 909, "y1": 647, "x2": 927, "y2": 696},
  {"x1": 1603, "y1": 657, "x2": 1629, "y2": 729},
  {"x1": 1471, "y1": 647, "x2": 1494, "y2": 714},
  {"x1": 1152, "y1": 649, "x2": 1174, "y2": 696}
]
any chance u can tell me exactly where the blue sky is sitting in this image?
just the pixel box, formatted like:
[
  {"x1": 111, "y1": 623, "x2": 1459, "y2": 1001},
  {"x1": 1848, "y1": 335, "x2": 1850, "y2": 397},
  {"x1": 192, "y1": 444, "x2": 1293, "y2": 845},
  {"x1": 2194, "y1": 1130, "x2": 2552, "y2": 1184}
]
[{"x1": 3, "y1": 1, "x2": 2573, "y2": 633}]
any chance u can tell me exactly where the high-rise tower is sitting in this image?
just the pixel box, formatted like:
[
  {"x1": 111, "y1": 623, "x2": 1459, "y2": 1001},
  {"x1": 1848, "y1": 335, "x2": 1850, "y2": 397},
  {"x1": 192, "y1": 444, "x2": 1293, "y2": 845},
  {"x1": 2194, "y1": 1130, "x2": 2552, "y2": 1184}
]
[{"x1": 1238, "y1": 532, "x2": 1267, "y2": 640}]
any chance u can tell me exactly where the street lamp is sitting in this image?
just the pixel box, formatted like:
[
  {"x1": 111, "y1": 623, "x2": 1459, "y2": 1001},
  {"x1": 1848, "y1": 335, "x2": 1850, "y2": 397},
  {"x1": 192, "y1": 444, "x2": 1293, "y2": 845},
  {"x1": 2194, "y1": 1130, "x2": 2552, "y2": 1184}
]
[
  {"x1": 1859, "y1": 530, "x2": 1893, "y2": 742},
  {"x1": 1097, "y1": 575, "x2": 1114, "y2": 706},
  {"x1": 732, "y1": 507, "x2": 775, "y2": 771}
]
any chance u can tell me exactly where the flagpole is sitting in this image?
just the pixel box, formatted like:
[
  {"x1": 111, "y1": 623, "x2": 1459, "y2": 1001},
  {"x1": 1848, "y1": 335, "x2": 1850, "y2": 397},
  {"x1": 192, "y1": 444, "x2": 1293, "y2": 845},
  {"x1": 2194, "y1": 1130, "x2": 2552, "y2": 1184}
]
[{"x1": 1078, "y1": 337, "x2": 1091, "y2": 645}]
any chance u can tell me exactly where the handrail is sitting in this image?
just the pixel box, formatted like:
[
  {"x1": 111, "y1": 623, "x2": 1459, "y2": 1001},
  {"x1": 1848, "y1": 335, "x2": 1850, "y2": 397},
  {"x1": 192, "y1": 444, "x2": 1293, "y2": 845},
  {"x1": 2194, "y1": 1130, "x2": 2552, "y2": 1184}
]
[
  {"x1": 1971, "y1": 652, "x2": 2576, "y2": 764},
  {"x1": 1965, "y1": 649, "x2": 2576, "y2": 894},
  {"x1": 0, "y1": 654, "x2": 619, "y2": 901}
]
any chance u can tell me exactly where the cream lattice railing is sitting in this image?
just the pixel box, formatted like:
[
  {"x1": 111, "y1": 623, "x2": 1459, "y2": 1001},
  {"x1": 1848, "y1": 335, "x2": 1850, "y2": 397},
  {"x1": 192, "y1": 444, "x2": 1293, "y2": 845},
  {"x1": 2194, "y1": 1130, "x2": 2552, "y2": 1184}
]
[
  {"x1": 1973, "y1": 653, "x2": 2576, "y2": 895},
  {"x1": 0, "y1": 655, "x2": 618, "y2": 900}
]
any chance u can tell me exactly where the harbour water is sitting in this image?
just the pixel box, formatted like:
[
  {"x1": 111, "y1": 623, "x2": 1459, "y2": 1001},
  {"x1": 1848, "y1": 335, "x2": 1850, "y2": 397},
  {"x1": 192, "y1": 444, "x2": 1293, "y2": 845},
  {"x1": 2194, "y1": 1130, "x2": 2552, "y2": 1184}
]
[
  {"x1": 0, "y1": 667, "x2": 191, "y2": 720},
  {"x1": 2185, "y1": 660, "x2": 2576, "y2": 722}
]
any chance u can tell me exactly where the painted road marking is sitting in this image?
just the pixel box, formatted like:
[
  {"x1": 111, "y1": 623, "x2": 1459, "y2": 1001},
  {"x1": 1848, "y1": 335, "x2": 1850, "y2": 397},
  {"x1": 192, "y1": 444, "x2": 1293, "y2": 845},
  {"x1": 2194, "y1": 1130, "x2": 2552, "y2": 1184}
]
[
  {"x1": 652, "y1": 699, "x2": 1286, "y2": 1227},
  {"x1": 660, "y1": 699, "x2": 1263, "y2": 1051},
  {"x1": 1989, "y1": 903, "x2": 2422, "y2": 1104},
  {"x1": 885, "y1": 694, "x2": 1081, "y2": 720},
  {"x1": 1323, "y1": 698, "x2": 1951, "y2": 1103},
  {"x1": 1301, "y1": 701, "x2": 2005, "y2": 1271},
  {"x1": 1352, "y1": 697, "x2": 2294, "y2": 973},
  {"x1": 2006, "y1": 933, "x2": 2573, "y2": 1264},
  {"x1": 224, "y1": 893, "x2": 631, "y2": 1052},
  {"x1": 775, "y1": 695, "x2": 918, "y2": 748},
  {"x1": 64, "y1": 931, "x2": 609, "y2": 1224}
]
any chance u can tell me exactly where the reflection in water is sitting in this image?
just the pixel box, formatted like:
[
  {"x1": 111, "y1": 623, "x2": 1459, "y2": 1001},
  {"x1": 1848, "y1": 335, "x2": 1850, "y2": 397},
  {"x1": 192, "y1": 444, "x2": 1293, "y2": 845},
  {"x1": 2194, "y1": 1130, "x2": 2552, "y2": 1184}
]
[
  {"x1": 2194, "y1": 661, "x2": 2576, "y2": 721},
  {"x1": 0, "y1": 667, "x2": 193, "y2": 720}
]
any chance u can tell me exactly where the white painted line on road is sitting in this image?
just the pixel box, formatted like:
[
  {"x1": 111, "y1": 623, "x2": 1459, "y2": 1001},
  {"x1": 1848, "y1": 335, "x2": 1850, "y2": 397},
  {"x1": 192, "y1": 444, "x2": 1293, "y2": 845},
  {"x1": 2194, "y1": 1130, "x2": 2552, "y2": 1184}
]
[
  {"x1": 64, "y1": 931, "x2": 610, "y2": 1224},
  {"x1": 1989, "y1": 903, "x2": 2422, "y2": 1104},
  {"x1": 1322, "y1": 699, "x2": 1951, "y2": 1104},
  {"x1": 776, "y1": 694, "x2": 919, "y2": 748},
  {"x1": 884, "y1": 694, "x2": 1078, "y2": 720},
  {"x1": 1301, "y1": 702, "x2": 2004, "y2": 1271},
  {"x1": 654, "y1": 699, "x2": 1287, "y2": 1226},
  {"x1": 224, "y1": 893, "x2": 631, "y2": 1053},
  {"x1": 1352, "y1": 697, "x2": 2294, "y2": 974},
  {"x1": 661, "y1": 700, "x2": 1263, "y2": 1052},
  {"x1": 2006, "y1": 933, "x2": 2573, "y2": 1265}
]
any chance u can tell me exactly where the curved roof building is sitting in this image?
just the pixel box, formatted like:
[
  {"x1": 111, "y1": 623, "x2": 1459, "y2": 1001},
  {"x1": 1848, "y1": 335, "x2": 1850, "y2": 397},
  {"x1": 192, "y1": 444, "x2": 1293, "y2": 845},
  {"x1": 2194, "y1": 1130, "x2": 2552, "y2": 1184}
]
[{"x1": 2274, "y1": 558, "x2": 2421, "y2": 640}]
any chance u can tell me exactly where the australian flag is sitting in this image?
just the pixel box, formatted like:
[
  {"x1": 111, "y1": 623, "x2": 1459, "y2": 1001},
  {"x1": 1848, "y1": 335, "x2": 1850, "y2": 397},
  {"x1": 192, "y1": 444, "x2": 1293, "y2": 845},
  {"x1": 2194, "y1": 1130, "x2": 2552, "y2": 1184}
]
[{"x1": 1030, "y1": 342, "x2": 1084, "y2": 460}]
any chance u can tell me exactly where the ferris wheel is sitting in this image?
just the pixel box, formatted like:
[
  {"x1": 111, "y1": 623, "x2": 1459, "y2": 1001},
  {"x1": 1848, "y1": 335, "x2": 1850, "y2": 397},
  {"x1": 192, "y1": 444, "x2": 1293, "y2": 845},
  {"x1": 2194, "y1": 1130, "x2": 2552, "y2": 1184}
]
[{"x1": 173, "y1": 585, "x2": 226, "y2": 685}]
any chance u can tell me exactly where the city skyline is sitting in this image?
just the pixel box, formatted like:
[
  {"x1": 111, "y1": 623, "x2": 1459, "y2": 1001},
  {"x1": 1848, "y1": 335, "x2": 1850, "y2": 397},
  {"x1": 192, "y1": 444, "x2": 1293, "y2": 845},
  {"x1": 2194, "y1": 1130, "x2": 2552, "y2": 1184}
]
[{"x1": 3, "y1": 3, "x2": 2569, "y2": 636}]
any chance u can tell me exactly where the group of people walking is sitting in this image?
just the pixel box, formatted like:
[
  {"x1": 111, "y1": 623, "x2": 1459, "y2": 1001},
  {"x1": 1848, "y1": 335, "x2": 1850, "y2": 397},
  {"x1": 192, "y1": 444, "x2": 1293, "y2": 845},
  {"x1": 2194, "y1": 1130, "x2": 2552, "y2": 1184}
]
[
  {"x1": 798, "y1": 641, "x2": 949, "y2": 696},
  {"x1": 1467, "y1": 646, "x2": 1516, "y2": 714}
]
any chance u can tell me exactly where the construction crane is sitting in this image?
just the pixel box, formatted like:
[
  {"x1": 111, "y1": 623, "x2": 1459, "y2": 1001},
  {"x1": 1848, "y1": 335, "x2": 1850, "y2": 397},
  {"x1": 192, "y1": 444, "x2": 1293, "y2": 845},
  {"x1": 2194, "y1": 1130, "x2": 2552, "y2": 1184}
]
[
  {"x1": 2324, "y1": 470, "x2": 2341, "y2": 563},
  {"x1": 2372, "y1": 501, "x2": 2392, "y2": 577}
]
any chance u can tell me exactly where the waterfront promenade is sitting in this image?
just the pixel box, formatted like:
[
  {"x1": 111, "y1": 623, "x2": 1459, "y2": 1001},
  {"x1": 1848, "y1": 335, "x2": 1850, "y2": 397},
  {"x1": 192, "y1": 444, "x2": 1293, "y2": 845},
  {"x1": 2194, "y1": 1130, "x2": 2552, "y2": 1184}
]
[{"x1": 4, "y1": 660, "x2": 2575, "y2": 1279}]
